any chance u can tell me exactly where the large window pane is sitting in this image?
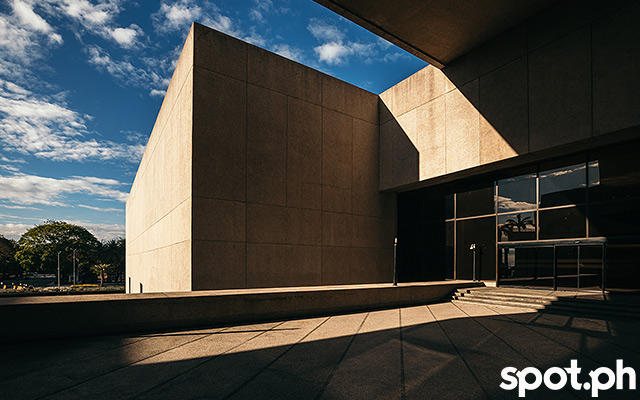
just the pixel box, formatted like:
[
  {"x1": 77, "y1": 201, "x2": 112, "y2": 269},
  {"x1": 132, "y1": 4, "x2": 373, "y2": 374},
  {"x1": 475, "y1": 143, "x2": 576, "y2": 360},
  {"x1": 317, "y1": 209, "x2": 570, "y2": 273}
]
[
  {"x1": 539, "y1": 206, "x2": 586, "y2": 239},
  {"x1": 589, "y1": 199, "x2": 640, "y2": 237},
  {"x1": 606, "y1": 244, "x2": 640, "y2": 290},
  {"x1": 456, "y1": 184, "x2": 494, "y2": 218},
  {"x1": 498, "y1": 212, "x2": 536, "y2": 242},
  {"x1": 539, "y1": 163, "x2": 586, "y2": 208},
  {"x1": 497, "y1": 173, "x2": 536, "y2": 212},
  {"x1": 589, "y1": 145, "x2": 640, "y2": 201}
]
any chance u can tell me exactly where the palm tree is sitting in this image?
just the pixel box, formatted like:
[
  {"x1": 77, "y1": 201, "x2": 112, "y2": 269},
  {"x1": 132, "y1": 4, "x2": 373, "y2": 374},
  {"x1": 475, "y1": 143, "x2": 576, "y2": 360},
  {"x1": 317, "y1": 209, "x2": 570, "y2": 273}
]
[
  {"x1": 90, "y1": 263, "x2": 112, "y2": 287},
  {"x1": 506, "y1": 214, "x2": 535, "y2": 232}
]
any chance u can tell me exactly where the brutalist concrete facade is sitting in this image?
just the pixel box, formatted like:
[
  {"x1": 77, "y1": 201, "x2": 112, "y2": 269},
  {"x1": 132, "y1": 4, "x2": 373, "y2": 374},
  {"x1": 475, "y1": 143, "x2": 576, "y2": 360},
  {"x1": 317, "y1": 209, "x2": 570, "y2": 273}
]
[
  {"x1": 128, "y1": 1, "x2": 640, "y2": 293},
  {"x1": 126, "y1": 23, "x2": 395, "y2": 293},
  {"x1": 379, "y1": 0, "x2": 640, "y2": 190}
]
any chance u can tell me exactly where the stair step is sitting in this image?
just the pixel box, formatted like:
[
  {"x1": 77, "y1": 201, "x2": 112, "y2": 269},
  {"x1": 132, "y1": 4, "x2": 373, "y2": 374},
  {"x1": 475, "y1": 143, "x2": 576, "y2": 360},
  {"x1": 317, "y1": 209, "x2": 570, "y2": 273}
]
[
  {"x1": 451, "y1": 288, "x2": 640, "y2": 320},
  {"x1": 452, "y1": 296, "x2": 544, "y2": 310}
]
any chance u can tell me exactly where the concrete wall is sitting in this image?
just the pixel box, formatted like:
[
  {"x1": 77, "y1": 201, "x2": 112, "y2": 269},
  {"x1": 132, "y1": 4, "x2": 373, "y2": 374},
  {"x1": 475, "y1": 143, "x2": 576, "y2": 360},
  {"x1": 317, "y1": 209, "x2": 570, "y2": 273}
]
[
  {"x1": 127, "y1": 23, "x2": 396, "y2": 292},
  {"x1": 190, "y1": 24, "x2": 396, "y2": 290},
  {"x1": 379, "y1": 0, "x2": 640, "y2": 191},
  {"x1": 125, "y1": 28, "x2": 194, "y2": 293}
]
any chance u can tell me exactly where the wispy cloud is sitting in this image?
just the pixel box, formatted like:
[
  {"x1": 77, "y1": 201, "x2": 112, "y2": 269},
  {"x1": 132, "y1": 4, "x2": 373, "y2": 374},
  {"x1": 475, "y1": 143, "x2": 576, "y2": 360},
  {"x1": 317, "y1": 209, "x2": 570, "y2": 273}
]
[
  {"x1": 78, "y1": 204, "x2": 123, "y2": 212},
  {"x1": 85, "y1": 45, "x2": 168, "y2": 93},
  {"x1": 0, "y1": 78, "x2": 145, "y2": 162},
  {"x1": 307, "y1": 18, "x2": 410, "y2": 66},
  {"x1": 13, "y1": 0, "x2": 63, "y2": 45},
  {"x1": 41, "y1": 0, "x2": 143, "y2": 49},
  {"x1": 0, "y1": 172, "x2": 128, "y2": 207},
  {"x1": 152, "y1": 1, "x2": 302, "y2": 64}
]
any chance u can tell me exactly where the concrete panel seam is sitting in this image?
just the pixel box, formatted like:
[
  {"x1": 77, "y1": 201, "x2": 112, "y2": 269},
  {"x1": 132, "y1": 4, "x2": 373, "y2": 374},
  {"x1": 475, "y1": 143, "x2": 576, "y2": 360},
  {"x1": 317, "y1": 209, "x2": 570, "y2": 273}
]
[
  {"x1": 128, "y1": 196, "x2": 191, "y2": 244},
  {"x1": 130, "y1": 64, "x2": 194, "y2": 192},
  {"x1": 126, "y1": 239, "x2": 191, "y2": 256}
]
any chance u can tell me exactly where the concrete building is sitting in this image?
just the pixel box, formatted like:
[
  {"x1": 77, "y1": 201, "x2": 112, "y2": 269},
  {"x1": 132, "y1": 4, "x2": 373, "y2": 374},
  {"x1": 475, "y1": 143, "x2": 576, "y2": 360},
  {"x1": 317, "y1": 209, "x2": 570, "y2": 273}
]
[{"x1": 127, "y1": 0, "x2": 640, "y2": 293}]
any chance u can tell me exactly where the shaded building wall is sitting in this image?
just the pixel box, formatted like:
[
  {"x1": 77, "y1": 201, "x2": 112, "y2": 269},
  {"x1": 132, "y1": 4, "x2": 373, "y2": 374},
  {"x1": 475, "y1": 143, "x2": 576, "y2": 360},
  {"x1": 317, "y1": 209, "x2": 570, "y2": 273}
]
[
  {"x1": 190, "y1": 24, "x2": 396, "y2": 289},
  {"x1": 127, "y1": 23, "x2": 396, "y2": 292},
  {"x1": 380, "y1": 0, "x2": 640, "y2": 191},
  {"x1": 125, "y1": 29, "x2": 194, "y2": 293}
]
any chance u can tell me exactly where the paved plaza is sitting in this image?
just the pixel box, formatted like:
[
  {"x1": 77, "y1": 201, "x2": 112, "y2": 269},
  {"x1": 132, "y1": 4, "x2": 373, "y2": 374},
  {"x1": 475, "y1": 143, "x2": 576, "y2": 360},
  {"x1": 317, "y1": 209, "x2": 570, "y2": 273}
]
[{"x1": 2, "y1": 301, "x2": 639, "y2": 399}]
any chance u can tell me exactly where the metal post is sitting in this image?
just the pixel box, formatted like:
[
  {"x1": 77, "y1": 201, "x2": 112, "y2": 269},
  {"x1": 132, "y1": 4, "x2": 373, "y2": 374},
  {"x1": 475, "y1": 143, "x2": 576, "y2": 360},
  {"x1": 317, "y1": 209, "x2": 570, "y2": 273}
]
[
  {"x1": 57, "y1": 251, "x2": 61, "y2": 287},
  {"x1": 72, "y1": 249, "x2": 76, "y2": 286},
  {"x1": 393, "y1": 237, "x2": 398, "y2": 286},
  {"x1": 470, "y1": 244, "x2": 477, "y2": 281}
]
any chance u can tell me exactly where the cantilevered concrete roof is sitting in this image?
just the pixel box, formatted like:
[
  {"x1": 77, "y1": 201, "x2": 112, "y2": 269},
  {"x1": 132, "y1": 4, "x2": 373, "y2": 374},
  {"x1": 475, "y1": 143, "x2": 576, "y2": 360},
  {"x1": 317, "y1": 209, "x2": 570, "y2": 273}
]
[{"x1": 314, "y1": 0, "x2": 558, "y2": 68}]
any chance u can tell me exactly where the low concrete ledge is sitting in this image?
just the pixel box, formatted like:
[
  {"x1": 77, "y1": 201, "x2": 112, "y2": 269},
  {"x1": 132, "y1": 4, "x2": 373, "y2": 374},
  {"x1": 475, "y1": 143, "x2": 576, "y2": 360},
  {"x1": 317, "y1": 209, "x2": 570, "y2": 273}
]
[{"x1": 0, "y1": 281, "x2": 483, "y2": 343}]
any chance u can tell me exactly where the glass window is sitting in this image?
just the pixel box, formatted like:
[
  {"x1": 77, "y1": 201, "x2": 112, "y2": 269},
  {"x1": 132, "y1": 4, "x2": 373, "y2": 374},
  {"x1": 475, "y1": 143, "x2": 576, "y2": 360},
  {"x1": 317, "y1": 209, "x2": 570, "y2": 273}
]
[
  {"x1": 498, "y1": 212, "x2": 536, "y2": 242},
  {"x1": 589, "y1": 146, "x2": 640, "y2": 201},
  {"x1": 497, "y1": 173, "x2": 536, "y2": 213},
  {"x1": 539, "y1": 206, "x2": 586, "y2": 239},
  {"x1": 445, "y1": 194, "x2": 454, "y2": 220},
  {"x1": 539, "y1": 163, "x2": 586, "y2": 208},
  {"x1": 456, "y1": 184, "x2": 494, "y2": 218},
  {"x1": 589, "y1": 199, "x2": 640, "y2": 238}
]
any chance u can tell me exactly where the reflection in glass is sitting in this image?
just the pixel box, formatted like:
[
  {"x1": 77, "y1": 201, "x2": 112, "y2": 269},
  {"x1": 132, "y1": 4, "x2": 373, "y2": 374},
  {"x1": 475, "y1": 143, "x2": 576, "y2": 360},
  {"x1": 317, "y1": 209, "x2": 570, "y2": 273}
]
[
  {"x1": 456, "y1": 184, "x2": 494, "y2": 218},
  {"x1": 497, "y1": 173, "x2": 536, "y2": 212},
  {"x1": 499, "y1": 246, "x2": 553, "y2": 287},
  {"x1": 539, "y1": 163, "x2": 586, "y2": 207},
  {"x1": 498, "y1": 212, "x2": 536, "y2": 242},
  {"x1": 539, "y1": 206, "x2": 586, "y2": 239}
]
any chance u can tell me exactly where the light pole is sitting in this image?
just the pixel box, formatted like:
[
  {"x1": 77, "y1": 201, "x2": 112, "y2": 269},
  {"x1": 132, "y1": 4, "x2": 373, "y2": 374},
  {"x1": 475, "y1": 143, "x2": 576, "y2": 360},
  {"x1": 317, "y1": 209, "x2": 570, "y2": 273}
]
[
  {"x1": 57, "y1": 251, "x2": 61, "y2": 287},
  {"x1": 393, "y1": 237, "x2": 398, "y2": 286},
  {"x1": 72, "y1": 249, "x2": 76, "y2": 286}
]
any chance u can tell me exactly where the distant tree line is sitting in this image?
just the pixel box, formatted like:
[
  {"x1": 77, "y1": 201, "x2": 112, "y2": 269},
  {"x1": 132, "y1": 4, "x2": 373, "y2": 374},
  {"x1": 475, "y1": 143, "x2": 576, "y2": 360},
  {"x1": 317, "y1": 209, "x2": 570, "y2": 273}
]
[{"x1": 0, "y1": 220, "x2": 125, "y2": 283}]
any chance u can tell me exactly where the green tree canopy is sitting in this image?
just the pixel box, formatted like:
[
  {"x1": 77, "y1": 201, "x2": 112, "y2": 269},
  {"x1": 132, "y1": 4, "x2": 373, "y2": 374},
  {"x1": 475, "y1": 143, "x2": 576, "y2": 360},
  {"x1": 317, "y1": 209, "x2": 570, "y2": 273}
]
[
  {"x1": 98, "y1": 238, "x2": 125, "y2": 282},
  {"x1": 15, "y1": 220, "x2": 101, "y2": 276},
  {"x1": 0, "y1": 235, "x2": 21, "y2": 278}
]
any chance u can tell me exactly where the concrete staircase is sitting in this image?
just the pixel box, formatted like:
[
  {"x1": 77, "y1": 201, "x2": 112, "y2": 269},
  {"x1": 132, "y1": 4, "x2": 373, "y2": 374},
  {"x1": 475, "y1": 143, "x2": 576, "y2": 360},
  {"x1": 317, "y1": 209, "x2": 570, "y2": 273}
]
[{"x1": 452, "y1": 287, "x2": 640, "y2": 320}]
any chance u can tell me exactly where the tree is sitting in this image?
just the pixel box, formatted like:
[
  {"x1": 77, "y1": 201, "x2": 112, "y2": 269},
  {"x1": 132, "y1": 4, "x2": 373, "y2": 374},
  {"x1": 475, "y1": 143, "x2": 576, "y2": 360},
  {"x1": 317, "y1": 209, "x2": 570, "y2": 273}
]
[
  {"x1": 98, "y1": 238, "x2": 125, "y2": 282},
  {"x1": 0, "y1": 235, "x2": 21, "y2": 278},
  {"x1": 90, "y1": 263, "x2": 112, "y2": 287},
  {"x1": 15, "y1": 220, "x2": 101, "y2": 278}
]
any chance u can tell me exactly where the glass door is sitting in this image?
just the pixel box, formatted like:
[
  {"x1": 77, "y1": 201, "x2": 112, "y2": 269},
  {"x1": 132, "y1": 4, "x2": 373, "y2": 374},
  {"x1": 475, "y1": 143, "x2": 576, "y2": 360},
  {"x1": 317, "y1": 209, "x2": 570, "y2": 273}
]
[
  {"x1": 499, "y1": 246, "x2": 554, "y2": 288},
  {"x1": 499, "y1": 242, "x2": 604, "y2": 290}
]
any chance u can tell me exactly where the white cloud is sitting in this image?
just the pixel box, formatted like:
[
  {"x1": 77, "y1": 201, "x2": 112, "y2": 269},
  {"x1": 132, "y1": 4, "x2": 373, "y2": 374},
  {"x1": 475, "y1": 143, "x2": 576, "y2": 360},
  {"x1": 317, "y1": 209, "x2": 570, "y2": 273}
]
[
  {"x1": 155, "y1": 0, "x2": 203, "y2": 32},
  {"x1": 40, "y1": 0, "x2": 143, "y2": 49},
  {"x1": 86, "y1": 45, "x2": 167, "y2": 95},
  {"x1": 0, "y1": 172, "x2": 128, "y2": 207},
  {"x1": 271, "y1": 44, "x2": 304, "y2": 63},
  {"x1": 307, "y1": 18, "x2": 409, "y2": 66},
  {"x1": 314, "y1": 42, "x2": 351, "y2": 65},
  {"x1": 149, "y1": 89, "x2": 166, "y2": 98},
  {"x1": 109, "y1": 24, "x2": 141, "y2": 49},
  {"x1": 308, "y1": 18, "x2": 344, "y2": 43},
  {"x1": 12, "y1": 0, "x2": 63, "y2": 44},
  {"x1": 0, "y1": 77, "x2": 145, "y2": 162},
  {"x1": 78, "y1": 204, "x2": 123, "y2": 212},
  {"x1": 0, "y1": 222, "x2": 31, "y2": 240}
]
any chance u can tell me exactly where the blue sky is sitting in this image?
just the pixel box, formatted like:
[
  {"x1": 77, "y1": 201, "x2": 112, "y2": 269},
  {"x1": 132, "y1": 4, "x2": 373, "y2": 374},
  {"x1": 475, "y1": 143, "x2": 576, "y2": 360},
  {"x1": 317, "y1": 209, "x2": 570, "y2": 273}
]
[{"x1": 0, "y1": 0, "x2": 427, "y2": 241}]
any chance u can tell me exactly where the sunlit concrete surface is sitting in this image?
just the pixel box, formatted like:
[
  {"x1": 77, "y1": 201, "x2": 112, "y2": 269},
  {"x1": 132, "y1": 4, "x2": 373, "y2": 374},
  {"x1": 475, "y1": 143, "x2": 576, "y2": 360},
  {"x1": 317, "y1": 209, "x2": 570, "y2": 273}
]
[{"x1": 2, "y1": 302, "x2": 639, "y2": 399}]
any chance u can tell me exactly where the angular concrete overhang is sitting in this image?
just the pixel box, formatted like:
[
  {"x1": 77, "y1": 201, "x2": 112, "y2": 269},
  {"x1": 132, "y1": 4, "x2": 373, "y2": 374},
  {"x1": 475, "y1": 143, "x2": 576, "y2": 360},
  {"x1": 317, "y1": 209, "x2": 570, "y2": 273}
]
[{"x1": 313, "y1": 0, "x2": 558, "y2": 67}]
